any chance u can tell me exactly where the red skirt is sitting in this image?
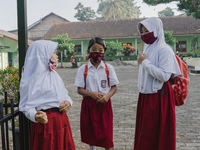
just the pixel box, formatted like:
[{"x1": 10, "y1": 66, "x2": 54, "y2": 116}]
[
  {"x1": 30, "y1": 111, "x2": 75, "y2": 150},
  {"x1": 81, "y1": 96, "x2": 113, "y2": 148},
  {"x1": 134, "y1": 81, "x2": 176, "y2": 150}
]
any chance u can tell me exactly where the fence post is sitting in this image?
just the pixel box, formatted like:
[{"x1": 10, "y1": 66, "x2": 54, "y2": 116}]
[
  {"x1": 17, "y1": 0, "x2": 30, "y2": 150},
  {"x1": 0, "y1": 102, "x2": 6, "y2": 150}
]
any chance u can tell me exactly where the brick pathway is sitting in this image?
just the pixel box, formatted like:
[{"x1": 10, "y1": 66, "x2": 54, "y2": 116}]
[{"x1": 56, "y1": 64, "x2": 200, "y2": 150}]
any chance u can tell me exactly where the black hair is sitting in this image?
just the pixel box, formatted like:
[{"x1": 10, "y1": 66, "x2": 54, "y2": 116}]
[{"x1": 87, "y1": 37, "x2": 107, "y2": 52}]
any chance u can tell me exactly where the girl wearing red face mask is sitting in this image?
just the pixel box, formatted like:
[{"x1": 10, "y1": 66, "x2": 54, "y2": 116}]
[
  {"x1": 74, "y1": 37, "x2": 119, "y2": 150},
  {"x1": 134, "y1": 18, "x2": 181, "y2": 150}
]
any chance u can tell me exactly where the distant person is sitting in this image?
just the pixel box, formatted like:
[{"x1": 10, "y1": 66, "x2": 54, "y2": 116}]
[
  {"x1": 176, "y1": 50, "x2": 179, "y2": 56},
  {"x1": 134, "y1": 17, "x2": 181, "y2": 150},
  {"x1": 71, "y1": 55, "x2": 75, "y2": 67},
  {"x1": 74, "y1": 37, "x2": 119, "y2": 150},
  {"x1": 19, "y1": 40, "x2": 76, "y2": 150},
  {"x1": 86, "y1": 53, "x2": 88, "y2": 60}
]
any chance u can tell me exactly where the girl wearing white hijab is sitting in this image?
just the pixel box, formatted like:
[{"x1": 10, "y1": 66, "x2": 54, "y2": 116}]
[
  {"x1": 134, "y1": 17, "x2": 181, "y2": 150},
  {"x1": 19, "y1": 40, "x2": 75, "y2": 150}
]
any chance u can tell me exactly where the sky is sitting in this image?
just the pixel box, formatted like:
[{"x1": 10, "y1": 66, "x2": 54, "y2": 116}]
[{"x1": 0, "y1": 0, "x2": 183, "y2": 31}]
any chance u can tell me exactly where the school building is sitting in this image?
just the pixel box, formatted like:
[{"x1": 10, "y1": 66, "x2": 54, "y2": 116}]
[
  {"x1": 0, "y1": 30, "x2": 32, "y2": 70},
  {"x1": 42, "y1": 16, "x2": 200, "y2": 61},
  {"x1": 1, "y1": 15, "x2": 200, "y2": 69}
]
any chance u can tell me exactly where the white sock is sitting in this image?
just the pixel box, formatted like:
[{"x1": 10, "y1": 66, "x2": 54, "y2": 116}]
[{"x1": 89, "y1": 145, "x2": 96, "y2": 150}]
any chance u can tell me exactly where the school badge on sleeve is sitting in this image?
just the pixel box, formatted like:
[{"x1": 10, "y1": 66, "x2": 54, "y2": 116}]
[{"x1": 101, "y1": 80, "x2": 106, "y2": 88}]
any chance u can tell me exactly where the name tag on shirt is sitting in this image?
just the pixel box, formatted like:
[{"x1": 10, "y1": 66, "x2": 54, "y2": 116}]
[{"x1": 101, "y1": 80, "x2": 106, "y2": 88}]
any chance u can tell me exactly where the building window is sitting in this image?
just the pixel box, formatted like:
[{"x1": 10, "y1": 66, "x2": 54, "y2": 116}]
[
  {"x1": 74, "y1": 45, "x2": 81, "y2": 55},
  {"x1": 176, "y1": 41, "x2": 187, "y2": 52}
]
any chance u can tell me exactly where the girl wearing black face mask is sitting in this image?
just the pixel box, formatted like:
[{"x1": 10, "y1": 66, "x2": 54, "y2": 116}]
[
  {"x1": 87, "y1": 37, "x2": 106, "y2": 66},
  {"x1": 74, "y1": 37, "x2": 119, "y2": 150},
  {"x1": 134, "y1": 18, "x2": 181, "y2": 150}
]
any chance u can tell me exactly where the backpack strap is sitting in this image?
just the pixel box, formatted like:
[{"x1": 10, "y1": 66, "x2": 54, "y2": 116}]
[
  {"x1": 104, "y1": 63, "x2": 110, "y2": 87},
  {"x1": 84, "y1": 64, "x2": 88, "y2": 90}
]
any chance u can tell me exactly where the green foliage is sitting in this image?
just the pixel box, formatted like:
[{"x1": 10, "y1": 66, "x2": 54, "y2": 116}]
[
  {"x1": 164, "y1": 30, "x2": 176, "y2": 46},
  {"x1": 97, "y1": 0, "x2": 141, "y2": 20},
  {"x1": 51, "y1": 34, "x2": 75, "y2": 58},
  {"x1": 178, "y1": 0, "x2": 200, "y2": 19},
  {"x1": 191, "y1": 36, "x2": 198, "y2": 53},
  {"x1": 143, "y1": 0, "x2": 200, "y2": 19},
  {"x1": 158, "y1": 7, "x2": 174, "y2": 17},
  {"x1": 104, "y1": 41, "x2": 124, "y2": 61},
  {"x1": 74, "y1": 2, "x2": 96, "y2": 21},
  {"x1": 143, "y1": 0, "x2": 177, "y2": 6},
  {"x1": 0, "y1": 67, "x2": 19, "y2": 104},
  {"x1": 179, "y1": 51, "x2": 196, "y2": 57},
  {"x1": 196, "y1": 49, "x2": 200, "y2": 56}
]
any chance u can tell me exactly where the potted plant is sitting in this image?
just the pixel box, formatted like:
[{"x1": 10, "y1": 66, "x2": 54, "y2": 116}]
[{"x1": 122, "y1": 43, "x2": 135, "y2": 57}]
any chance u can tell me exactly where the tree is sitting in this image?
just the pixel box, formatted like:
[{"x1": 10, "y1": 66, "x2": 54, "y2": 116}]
[
  {"x1": 97, "y1": 0, "x2": 141, "y2": 20},
  {"x1": 74, "y1": 2, "x2": 96, "y2": 21},
  {"x1": 177, "y1": 0, "x2": 200, "y2": 19},
  {"x1": 164, "y1": 30, "x2": 176, "y2": 46},
  {"x1": 51, "y1": 34, "x2": 75, "y2": 67},
  {"x1": 104, "y1": 41, "x2": 124, "y2": 60},
  {"x1": 143, "y1": 0, "x2": 200, "y2": 19},
  {"x1": 158, "y1": 7, "x2": 174, "y2": 17}
]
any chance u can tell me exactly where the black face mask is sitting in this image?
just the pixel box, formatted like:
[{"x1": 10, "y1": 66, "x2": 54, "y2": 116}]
[{"x1": 89, "y1": 52, "x2": 104, "y2": 63}]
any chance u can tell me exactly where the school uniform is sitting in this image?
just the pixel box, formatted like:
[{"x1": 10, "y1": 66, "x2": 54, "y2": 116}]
[
  {"x1": 74, "y1": 60, "x2": 119, "y2": 148},
  {"x1": 134, "y1": 18, "x2": 181, "y2": 150},
  {"x1": 19, "y1": 40, "x2": 75, "y2": 150}
]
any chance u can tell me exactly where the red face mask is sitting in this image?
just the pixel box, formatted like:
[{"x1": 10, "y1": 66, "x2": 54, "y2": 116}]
[
  {"x1": 141, "y1": 31, "x2": 158, "y2": 44},
  {"x1": 89, "y1": 52, "x2": 104, "y2": 63}
]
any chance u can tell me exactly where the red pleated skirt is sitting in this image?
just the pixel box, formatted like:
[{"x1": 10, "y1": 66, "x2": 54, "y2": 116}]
[
  {"x1": 81, "y1": 96, "x2": 113, "y2": 148},
  {"x1": 30, "y1": 111, "x2": 76, "y2": 150},
  {"x1": 134, "y1": 81, "x2": 176, "y2": 150}
]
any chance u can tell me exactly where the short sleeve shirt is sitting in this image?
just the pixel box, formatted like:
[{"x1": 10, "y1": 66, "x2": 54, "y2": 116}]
[{"x1": 74, "y1": 61, "x2": 119, "y2": 94}]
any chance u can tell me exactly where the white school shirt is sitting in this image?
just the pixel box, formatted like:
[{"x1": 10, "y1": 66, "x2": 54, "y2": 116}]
[
  {"x1": 74, "y1": 61, "x2": 119, "y2": 93},
  {"x1": 137, "y1": 17, "x2": 181, "y2": 94},
  {"x1": 21, "y1": 71, "x2": 73, "y2": 123},
  {"x1": 19, "y1": 40, "x2": 73, "y2": 123}
]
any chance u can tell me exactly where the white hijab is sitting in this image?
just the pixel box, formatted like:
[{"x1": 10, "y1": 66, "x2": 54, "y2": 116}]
[
  {"x1": 19, "y1": 40, "x2": 71, "y2": 112},
  {"x1": 137, "y1": 17, "x2": 180, "y2": 93}
]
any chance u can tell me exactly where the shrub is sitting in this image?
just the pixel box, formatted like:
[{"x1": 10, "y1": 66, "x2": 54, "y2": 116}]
[
  {"x1": 0, "y1": 66, "x2": 19, "y2": 104},
  {"x1": 104, "y1": 41, "x2": 124, "y2": 61}
]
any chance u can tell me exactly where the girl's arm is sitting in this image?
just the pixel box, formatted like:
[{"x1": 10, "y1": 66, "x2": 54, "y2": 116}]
[
  {"x1": 138, "y1": 52, "x2": 171, "y2": 82},
  {"x1": 97, "y1": 85, "x2": 117, "y2": 103},
  {"x1": 78, "y1": 87, "x2": 103, "y2": 100}
]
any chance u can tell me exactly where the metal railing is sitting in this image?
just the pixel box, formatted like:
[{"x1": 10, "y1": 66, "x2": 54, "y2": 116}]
[{"x1": 0, "y1": 92, "x2": 31, "y2": 150}]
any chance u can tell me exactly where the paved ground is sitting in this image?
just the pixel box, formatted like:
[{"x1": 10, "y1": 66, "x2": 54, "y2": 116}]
[{"x1": 56, "y1": 63, "x2": 200, "y2": 150}]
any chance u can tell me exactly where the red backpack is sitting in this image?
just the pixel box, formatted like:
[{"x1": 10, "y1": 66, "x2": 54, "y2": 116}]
[
  {"x1": 84, "y1": 63, "x2": 109, "y2": 90},
  {"x1": 172, "y1": 55, "x2": 189, "y2": 106}
]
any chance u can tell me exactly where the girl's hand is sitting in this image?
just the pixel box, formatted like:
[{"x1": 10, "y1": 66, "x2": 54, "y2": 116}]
[
  {"x1": 91, "y1": 92, "x2": 104, "y2": 100},
  {"x1": 137, "y1": 53, "x2": 147, "y2": 64},
  {"x1": 97, "y1": 93, "x2": 110, "y2": 103},
  {"x1": 35, "y1": 111, "x2": 48, "y2": 124},
  {"x1": 59, "y1": 100, "x2": 71, "y2": 113}
]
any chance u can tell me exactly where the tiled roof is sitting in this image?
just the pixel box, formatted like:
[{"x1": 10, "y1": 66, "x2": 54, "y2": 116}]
[
  {"x1": 0, "y1": 29, "x2": 33, "y2": 44},
  {"x1": 42, "y1": 16, "x2": 200, "y2": 40},
  {"x1": 9, "y1": 12, "x2": 70, "y2": 32}
]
